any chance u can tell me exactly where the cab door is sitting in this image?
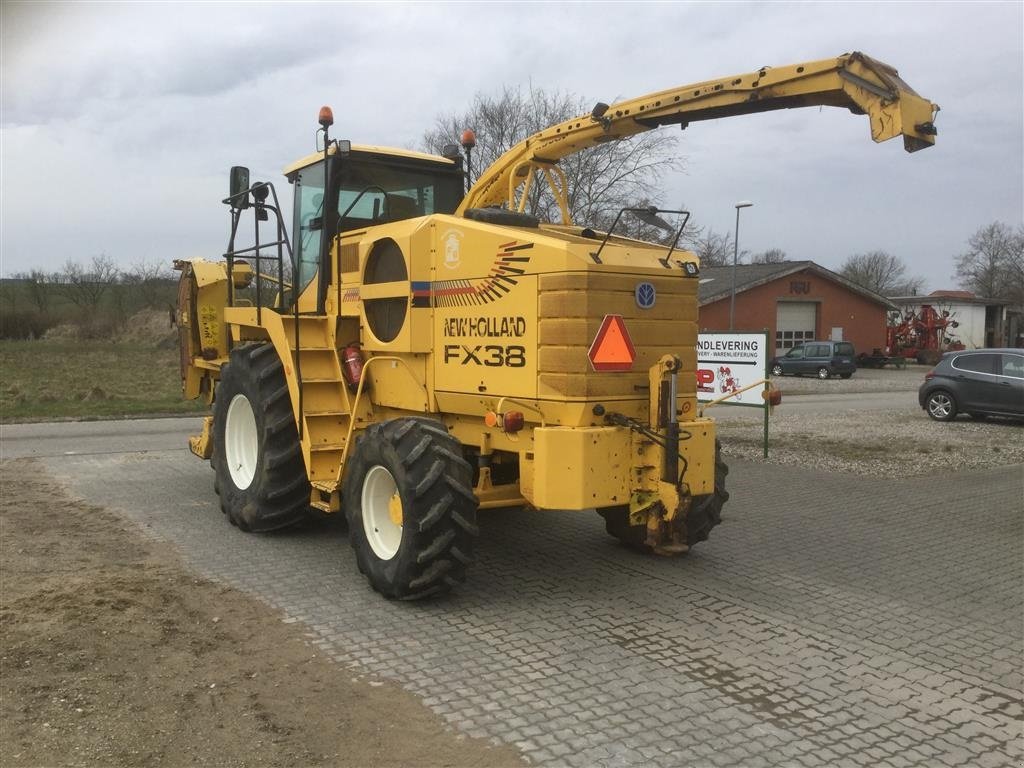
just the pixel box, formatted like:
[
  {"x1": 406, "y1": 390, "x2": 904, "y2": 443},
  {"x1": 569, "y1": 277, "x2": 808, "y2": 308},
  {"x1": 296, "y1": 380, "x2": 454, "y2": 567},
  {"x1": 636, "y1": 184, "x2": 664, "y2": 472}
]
[{"x1": 291, "y1": 161, "x2": 326, "y2": 313}]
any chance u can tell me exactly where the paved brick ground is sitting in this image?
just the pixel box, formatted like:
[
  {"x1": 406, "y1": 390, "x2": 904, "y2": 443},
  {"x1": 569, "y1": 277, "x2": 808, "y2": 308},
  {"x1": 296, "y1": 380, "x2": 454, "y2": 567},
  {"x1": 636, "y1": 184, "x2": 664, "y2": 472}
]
[{"x1": 46, "y1": 450, "x2": 1023, "y2": 767}]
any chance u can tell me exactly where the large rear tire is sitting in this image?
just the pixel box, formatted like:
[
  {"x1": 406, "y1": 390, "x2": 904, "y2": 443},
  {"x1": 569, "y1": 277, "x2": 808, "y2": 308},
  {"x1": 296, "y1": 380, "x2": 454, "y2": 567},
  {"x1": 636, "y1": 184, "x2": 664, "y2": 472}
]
[
  {"x1": 599, "y1": 440, "x2": 729, "y2": 549},
  {"x1": 685, "y1": 440, "x2": 730, "y2": 545},
  {"x1": 343, "y1": 418, "x2": 479, "y2": 600},
  {"x1": 212, "y1": 343, "x2": 311, "y2": 532}
]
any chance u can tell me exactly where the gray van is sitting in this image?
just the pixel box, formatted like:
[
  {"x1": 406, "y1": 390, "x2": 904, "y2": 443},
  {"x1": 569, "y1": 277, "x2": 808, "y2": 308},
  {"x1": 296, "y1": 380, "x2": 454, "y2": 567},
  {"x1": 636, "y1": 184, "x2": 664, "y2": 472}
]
[{"x1": 770, "y1": 341, "x2": 857, "y2": 379}]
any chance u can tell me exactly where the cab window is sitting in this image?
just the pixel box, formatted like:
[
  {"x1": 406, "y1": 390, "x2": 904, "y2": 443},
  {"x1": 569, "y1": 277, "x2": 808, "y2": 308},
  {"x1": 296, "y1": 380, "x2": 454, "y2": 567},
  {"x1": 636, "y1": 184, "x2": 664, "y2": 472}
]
[
  {"x1": 292, "y1": 162, "x2": 326, "y2": 293},
  {"x1": 335, "y1": 158, "x2": 462, "y2": 231}
]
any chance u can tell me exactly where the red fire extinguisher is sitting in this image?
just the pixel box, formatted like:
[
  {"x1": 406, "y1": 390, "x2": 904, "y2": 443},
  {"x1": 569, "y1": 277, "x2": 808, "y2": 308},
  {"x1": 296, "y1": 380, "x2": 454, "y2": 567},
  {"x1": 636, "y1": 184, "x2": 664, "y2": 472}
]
[{"x1": 341, "y1": 343, "x2": 367, "y2": 393}]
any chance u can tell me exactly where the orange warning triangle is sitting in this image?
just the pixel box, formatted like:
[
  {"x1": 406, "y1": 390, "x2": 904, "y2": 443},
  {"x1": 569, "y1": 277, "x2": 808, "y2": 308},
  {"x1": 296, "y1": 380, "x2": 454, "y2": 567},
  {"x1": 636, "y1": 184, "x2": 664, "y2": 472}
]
[{"x1": 588, "y1": 314, "x2": 636, "y2": 371}]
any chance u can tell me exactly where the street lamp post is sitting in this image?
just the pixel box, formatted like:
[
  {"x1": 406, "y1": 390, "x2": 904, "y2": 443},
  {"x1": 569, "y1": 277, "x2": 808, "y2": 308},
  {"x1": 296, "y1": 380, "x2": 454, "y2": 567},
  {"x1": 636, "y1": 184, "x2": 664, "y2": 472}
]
[{"x1": 729, "y1": 200, "x2": 753, "y2": 331}]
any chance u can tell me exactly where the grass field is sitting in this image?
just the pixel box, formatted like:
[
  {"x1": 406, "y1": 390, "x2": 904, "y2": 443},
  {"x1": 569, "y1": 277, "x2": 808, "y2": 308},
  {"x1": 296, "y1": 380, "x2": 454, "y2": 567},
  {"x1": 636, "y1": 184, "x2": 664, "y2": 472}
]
[{"x1": 0, "y1": 340, "x2": 207, "y2": 422}]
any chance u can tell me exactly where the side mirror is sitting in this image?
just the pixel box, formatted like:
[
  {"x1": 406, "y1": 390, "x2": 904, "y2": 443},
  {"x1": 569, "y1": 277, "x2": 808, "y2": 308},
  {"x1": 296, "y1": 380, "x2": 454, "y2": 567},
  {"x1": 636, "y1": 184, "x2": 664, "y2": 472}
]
[{"x1": 229, "y1": 166, "x2": 250, "y2": 208}]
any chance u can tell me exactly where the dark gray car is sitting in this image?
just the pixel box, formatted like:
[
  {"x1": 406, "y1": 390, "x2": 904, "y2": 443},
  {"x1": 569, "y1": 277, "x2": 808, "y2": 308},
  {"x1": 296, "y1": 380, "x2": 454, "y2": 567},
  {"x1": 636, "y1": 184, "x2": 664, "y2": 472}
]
[
  {"x1": 919, "y1": 348, "x2": 1024, "y2": 421},
  {"x1": 770, "y1": 341, "x2": 857, "y2": 379}
]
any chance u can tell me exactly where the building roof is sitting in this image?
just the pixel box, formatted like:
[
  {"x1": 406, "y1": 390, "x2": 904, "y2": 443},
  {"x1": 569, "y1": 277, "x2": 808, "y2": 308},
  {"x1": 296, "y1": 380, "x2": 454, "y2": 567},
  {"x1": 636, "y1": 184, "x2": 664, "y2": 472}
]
[
  {"x1": 928, "y1": 290, "x2": 976, "y2": 300},
  {"x1": 889, "y1": 291, "x2": 1001, "y2": 306},
  {"x1": 698, "y1": 260, "x2": 897, "y2": 310}
]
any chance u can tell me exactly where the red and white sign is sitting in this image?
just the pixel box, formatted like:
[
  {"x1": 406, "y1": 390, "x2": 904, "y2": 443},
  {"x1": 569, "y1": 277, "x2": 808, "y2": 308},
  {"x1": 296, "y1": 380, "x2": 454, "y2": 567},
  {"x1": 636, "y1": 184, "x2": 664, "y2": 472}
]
[{"x1": 696, "y1": 332, "x2": 768, "y2": 406}]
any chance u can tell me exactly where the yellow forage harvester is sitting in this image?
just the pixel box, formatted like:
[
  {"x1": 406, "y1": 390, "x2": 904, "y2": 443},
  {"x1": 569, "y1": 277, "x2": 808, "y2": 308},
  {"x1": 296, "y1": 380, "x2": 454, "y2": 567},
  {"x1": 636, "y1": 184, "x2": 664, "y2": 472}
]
[{"x1": 175, "y1": 52, "x2": 938, "y2": 599}]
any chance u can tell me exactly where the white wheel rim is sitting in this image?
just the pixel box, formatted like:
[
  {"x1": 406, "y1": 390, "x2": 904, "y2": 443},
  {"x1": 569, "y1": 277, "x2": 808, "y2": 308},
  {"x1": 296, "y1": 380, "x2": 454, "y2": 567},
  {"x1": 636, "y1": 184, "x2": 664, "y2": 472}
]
[
  {"x1": 225, "y1": 393, "x2": 258, "y2": 490},
  {"x1": 362, "y1": 465, "x2": 403, "y2": 560}
]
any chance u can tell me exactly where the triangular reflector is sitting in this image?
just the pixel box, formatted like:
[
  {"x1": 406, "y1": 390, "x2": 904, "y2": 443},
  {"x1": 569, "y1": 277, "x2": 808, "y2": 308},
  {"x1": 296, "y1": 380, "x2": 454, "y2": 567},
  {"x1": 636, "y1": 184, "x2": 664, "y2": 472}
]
[{"x1": 588, "y1": 314, "x2": 636, "y2": 371}]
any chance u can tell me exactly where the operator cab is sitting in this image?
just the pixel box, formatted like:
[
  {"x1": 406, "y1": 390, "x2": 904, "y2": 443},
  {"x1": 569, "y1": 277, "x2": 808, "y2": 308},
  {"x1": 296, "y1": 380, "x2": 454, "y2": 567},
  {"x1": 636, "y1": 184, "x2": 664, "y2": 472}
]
[{"x1": 285, "y1": 145, "x2": 464, "y2": 297}]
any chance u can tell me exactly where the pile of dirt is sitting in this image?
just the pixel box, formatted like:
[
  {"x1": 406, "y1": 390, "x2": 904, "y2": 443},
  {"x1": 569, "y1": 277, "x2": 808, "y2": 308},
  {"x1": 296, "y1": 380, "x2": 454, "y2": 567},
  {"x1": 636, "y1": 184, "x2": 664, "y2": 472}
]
[{"x1": 0, "y1": 459, "x2": 524, "y2": 768}]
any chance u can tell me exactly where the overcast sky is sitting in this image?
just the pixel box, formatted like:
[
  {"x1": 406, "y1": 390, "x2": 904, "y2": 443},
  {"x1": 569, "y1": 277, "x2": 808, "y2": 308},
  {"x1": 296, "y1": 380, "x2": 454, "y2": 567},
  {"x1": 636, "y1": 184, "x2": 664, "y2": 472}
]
[{"x1": 2, "y1": 1, "x2": 1021, "y2": 292}]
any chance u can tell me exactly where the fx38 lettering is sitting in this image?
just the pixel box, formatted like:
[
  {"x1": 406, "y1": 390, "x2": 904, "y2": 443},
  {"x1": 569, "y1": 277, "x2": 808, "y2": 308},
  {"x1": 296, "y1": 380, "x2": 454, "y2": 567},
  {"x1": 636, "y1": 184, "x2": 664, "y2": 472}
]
[{"x1": 443, "y1": 344, "x2": 526, "y2": 368}]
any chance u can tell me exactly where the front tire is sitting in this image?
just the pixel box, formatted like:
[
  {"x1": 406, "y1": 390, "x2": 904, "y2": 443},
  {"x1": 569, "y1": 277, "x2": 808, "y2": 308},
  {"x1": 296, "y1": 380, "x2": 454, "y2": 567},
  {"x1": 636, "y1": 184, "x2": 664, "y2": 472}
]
[
  {"x1": 344, "y1": 418, "x2": 479, "y2": 600},
  {"x1": 817, "y1": 367, "x2": 831, "y2": 379},
  {"x1": 771, "y1": 363, "x2": 784, "y2": 376},
  {"x1": 926, "y1": 390, "x2": 958, "y2": 421},
  {"x1": 212, "y1": 344, "x2": 311, "y2": 532}
]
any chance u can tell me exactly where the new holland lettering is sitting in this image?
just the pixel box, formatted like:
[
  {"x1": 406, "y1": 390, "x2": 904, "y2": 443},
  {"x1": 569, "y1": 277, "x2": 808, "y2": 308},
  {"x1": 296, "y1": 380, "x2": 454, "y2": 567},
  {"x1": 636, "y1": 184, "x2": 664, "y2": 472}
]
[{"x1": 443, "y1": 316, "x2": 527, "y2": 338}]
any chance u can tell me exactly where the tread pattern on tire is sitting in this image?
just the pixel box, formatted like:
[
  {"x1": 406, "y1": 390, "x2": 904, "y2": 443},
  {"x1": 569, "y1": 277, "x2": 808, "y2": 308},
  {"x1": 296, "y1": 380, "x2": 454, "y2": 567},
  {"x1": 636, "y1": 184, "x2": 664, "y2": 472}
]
[
  {"x1": 684, "y1": 440, "x2": 730, "y2": 546},
  {"x1": 344, "y1": 418, "x2": 478, "y2": 600},
  {"x1": 212, "y1": 343, "x2": 310, "y2": 533}
]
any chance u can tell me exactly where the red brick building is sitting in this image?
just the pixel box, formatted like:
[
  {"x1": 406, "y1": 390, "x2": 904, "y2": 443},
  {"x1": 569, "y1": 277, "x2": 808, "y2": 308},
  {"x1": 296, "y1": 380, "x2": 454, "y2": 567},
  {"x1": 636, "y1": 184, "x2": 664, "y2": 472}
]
[{"x1": 698, "y1": 261, "x2": 895, "y2": 356}]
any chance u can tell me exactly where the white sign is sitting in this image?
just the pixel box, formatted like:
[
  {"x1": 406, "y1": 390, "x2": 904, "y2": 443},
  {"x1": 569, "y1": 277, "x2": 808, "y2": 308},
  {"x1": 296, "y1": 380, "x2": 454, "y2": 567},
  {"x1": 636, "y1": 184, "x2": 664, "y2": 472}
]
[{"x1": 696, "y1": 332, "x2": 768, "y2": 406}]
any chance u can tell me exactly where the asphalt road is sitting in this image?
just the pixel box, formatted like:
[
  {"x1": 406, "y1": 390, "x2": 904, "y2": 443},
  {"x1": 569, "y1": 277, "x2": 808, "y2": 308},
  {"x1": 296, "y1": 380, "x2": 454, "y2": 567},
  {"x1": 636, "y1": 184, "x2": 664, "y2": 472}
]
[
  {"x1": 0, "y1": 388, "x2": 918, "y2": 457},
  {"x1": 2, "y1": 404, "x2": 1020, "y2": 768},
  {"x1": 1, "y1": 417, "x2": 205, "y2": 460}
]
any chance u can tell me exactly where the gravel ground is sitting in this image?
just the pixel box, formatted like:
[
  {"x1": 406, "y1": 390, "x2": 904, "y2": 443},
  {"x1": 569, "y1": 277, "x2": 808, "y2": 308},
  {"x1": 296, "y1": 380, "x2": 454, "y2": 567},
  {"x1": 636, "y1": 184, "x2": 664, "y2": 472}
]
[
  {"x1": 768, "y1": 363, "x2": 932, "y2": 394},
  {"x1": 716, "y1": 365, "x2": 1024, "y2": 477}
]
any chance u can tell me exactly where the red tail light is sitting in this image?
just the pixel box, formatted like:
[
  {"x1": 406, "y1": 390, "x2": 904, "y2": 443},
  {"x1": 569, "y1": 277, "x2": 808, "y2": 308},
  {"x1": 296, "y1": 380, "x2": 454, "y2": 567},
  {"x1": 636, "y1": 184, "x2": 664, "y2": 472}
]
[{"x1": 502, "y1": 412, "x2": 525, "y2": 434}]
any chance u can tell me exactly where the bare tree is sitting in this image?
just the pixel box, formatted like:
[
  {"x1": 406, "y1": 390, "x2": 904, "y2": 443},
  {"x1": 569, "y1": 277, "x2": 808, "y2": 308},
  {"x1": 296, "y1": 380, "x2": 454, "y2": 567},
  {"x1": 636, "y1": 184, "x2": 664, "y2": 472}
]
[
  {"x1": 124, "y1": 259, "x2": 175, "y2": 308},
  {"x1": 55, "y1": 255, "x2": 120, "y2": 309},
  {"x1": 423, "y1": 85, "x2": 683, "y2": 237},
  {"x1": 689, "y1": 230, "x2": 736, "y2": 267},
  {"x1": 955, "y1": 221, "x2": 1024, "y2": 304},
  {"x1": 839, "y1": 251, "x2": 923, "y2": 295},
  {"x1": 11, "y1": 270, "x2": 56, "y2": 314},
  {"x1": 751, "y1": 248, "x2": 787, "y2": 264}
]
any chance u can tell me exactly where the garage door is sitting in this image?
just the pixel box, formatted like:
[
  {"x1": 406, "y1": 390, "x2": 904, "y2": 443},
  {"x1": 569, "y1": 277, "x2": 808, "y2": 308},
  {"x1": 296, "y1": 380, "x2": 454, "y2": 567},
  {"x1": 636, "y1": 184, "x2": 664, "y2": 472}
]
[{"x1": 776, "y1": 302, "x2": 816, "y2": 355}]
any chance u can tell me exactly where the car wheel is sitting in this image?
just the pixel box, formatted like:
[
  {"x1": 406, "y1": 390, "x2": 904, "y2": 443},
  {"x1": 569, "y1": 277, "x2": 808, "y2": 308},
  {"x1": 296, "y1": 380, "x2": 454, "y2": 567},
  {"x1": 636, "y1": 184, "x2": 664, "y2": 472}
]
[
  {"x1": 925, "y1": 390, "x2": 958, "y2": 421},
  {"x1": 771, "y1": 364, "x2": 784, "y2": 376},
  {"x1": 817, "y1": 367, "x2": 830, "y2": 380}
]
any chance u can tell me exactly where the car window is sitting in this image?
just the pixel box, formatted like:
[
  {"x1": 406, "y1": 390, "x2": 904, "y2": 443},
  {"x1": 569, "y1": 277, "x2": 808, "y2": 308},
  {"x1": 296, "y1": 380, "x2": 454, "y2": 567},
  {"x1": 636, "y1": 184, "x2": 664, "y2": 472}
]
[
  {"x1": 953, "y1": 353, "x2": 999, "y2": 375},
  {"x1": 1001, "y1": 354, "x2": 1024, "y2": 378},
  {"x1": 805, "y1": 344, "x2": 824, "y2": 357},
  {"x1": 786, "y1": 347, "x2": 804, "y2": 359},
  {"x1": 835, "y1": 342, "x2": 855, "y2": 357}
]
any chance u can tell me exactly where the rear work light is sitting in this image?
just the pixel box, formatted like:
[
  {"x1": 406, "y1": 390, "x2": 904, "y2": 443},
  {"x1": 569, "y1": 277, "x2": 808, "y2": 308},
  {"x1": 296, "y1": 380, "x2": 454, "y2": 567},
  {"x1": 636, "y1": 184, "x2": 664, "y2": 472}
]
[{"x1": 484, "y1": 410, "x2": 525, "y2": 434}]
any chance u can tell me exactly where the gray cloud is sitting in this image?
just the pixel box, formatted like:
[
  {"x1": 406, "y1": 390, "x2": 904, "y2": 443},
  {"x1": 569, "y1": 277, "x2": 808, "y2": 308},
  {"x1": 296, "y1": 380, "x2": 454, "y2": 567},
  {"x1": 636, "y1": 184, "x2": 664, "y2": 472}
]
[{"x1": 1, "y1": 1, "x2": 1021, "y2": 295}]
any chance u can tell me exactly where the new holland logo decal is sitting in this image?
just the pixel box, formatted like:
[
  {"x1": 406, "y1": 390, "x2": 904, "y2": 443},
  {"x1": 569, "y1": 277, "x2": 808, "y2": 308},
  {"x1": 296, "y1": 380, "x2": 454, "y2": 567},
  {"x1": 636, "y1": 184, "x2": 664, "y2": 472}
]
[
  {"x1": 412, "y1": 241, "x2": 532, "y2": 308},
  {"x1": 635, "y1": 282, "x2": 656, "y2": 309}
]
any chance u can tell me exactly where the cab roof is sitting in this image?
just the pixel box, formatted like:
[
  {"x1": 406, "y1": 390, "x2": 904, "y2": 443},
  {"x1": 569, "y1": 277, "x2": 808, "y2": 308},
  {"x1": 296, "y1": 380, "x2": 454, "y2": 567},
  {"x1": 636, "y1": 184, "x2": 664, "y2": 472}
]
[{"x1": 283, "y1": 143, "x2": 456, "y2": 176}]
